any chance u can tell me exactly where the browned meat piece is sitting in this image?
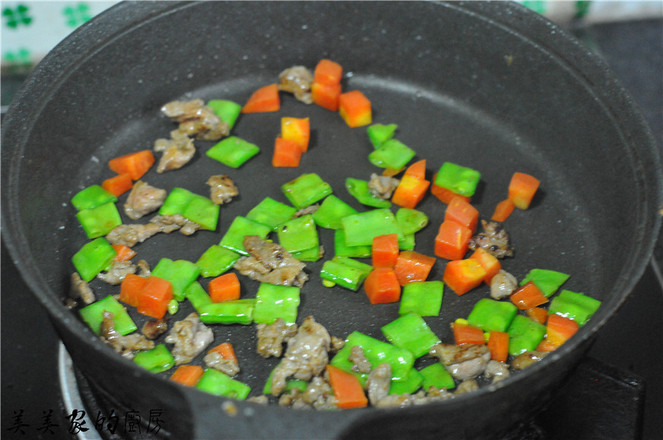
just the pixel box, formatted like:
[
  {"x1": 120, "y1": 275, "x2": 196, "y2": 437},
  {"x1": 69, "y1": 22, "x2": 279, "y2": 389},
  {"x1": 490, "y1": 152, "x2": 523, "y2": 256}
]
[
  {"x1": 277, "y1": 376, "x2": 336, "y2": 410},
  {"x1": 490, "y1": 269, "x2": 518, "y2": 300},
  {"x1": 106, "y1": 223, "x2": 161, "y2": 247},
  {"x1": 150, "y1": 214, "x2": 201, "y2": 236},
  {"x1": 294, "y1": 204, "x2": 319, "y2": 217},
  {"x1": 153, "y1": 130, "x2": 196, "y2": 173},
  {"x1": 207, "y1": 175, "x2": 239, "y2": 205},
  {"x1": 330, "y1": 336, "x2": 345, "y2": 353},
  {"x1": 455, "y1": 379, "x2": 479, "y2": 395},
  {"x1": 70, "y1": 272, "x2": 95, "y2": 305},
  {"x1": 164, "y1": 313, "x2": 214, "y2": 365},
  {"x1": 97, "y1": 260, "x2": 136, "y2": 285},
  {"x1": 160, "y1": 99, "x2": 229, "y2": 141},
  {"x1": 256, "y1": 318, "x2": 298, "y2": 358},
  {"x1": 142, "y1": 318, "x2": 168, "y2": 340},
  {"x1": 368, "y1": 173, "x2": 400, "y2": 199},
  {"x1": 484, "y1": 360, "x2": 510, "y2": 383},
  {"x1": 270, "y1": 316, "x2": 331, "y2": 396},
  {"x1": 137, "y1": 259, "x2": 151, "y2": 277},
  {"x1": 468, "y1": 220, "x2": 514, "y2": 259},
  {"x1": 204, "y1": 351, "x2": 240, "y2": 377},
  {"x1": 374, "y1": 387, "x2": 454, "y2": 408},
  {"x1": 124, "y1": 181, "x2": 167, "y2": 219},
  {"x1": 247, "y1": 395, "x2": 269, "y2": 405},
  {"x1": 366, "y1": 363, "x2": 391, "y2": 405},
  {"x1": 348, "y1": 345, "x2": 372, "y2": 374},
  {"x1": 100, "y1": 311, "x2": 154, "y2": 359},
  {"x1": 512, "y1": 351, "x2": 547, "y2": 370},
  {"x1": 278, "y1": 66, "x2": 313, "y2": 104},
  {"x1": 429, "y1": 343, "x2": 491, "y2": 381},
  {"x1": 234, "y1": 236, "x2": 308, "y2": 287}
]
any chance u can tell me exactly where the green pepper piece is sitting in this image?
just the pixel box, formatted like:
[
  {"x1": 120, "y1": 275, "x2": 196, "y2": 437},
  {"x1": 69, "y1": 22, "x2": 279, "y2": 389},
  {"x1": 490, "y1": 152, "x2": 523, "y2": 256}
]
[
  {"x1": 341, "y1": 208, "x2": 402, "y2": 247},
  {"x1": 507, "y1": 314, "x2": 547, "y2": 356},
  {"x1": 398, "y1": 233, "x2": 415, "y2": 251},
  {"x1": 263, "y1": 362, "x2": 309, "y2": 395},
  {"x1": 152, "y1": 258, "x2": 201, "y2": 301},
  {"x1": 71, "y1": 185, "x2": 117, "y2": 210},
  {"x1": 159, "y1": 187, "x2": 195, "y2": 216},
  {"x1": 195, "y1": 369, "x2": 251, "y2": 399},
  {"x1": 396, "y1": 208, "x2": 429, "y2": 235},
  {"x1": 381, "y1": 313, "x2": 441, "y2": 358},
  {"x1": 467, "y1": 298, "x2": 518, "y2": 332},
  {"x1": 368, "y1": 139, "x2": 416, "y2": 170},
  {"x1": 549, "y1": 290, "x2": 601, "y2": 326},
  {"x1": 333, "y1": 229, "x2": 372, "y2": 258},
  {"x1": 184, "y1": 281, "x2": 213, "y2": 313},
  {"x1": 72, "y1": 237, "x2": 117, "y2": 282},
  {"x1": 253, "y1": 283, "x2": 301, "y2": 324},
  {"x1": 521, "y1": 269, "x2": 570, "y2": 297},
  {"x1": 399, "y1": 281, "x2": 444, "y2": 317},
  {"x1": 207, "y1": 99, "x2": 242, "y2": 130},
  {"x1": 367, "y1": 123, "x2": 398, "y2": 149},
  {"x1": 206, "y1": 136, "x2": 260, "y2": 168},
  {"x1": 320, "y1": 256, "x2": 373, "y2": 291},
  {"x1": 196, "y1": 245, "x2": 241, "y2": 278},
  {"x1": 290, "y1": 246, "x2": 322, "y2": 262},
  {"x1": 133, "y1": 344, "x2": 175, "y2": 373},
  {"x1": 181, "y1": 195, "x2": 220, "y2": 231},
  {"x1": 312, "y1": 195, "x2": 359, "y2": 229},
  {"x1": 345, "y1": 177, "x2": 391, "y2": 208},
  {"x1": 79, "y1": 295, "x2": 137, "y2": 336},
  {"x1": 389, "y1": 367, "x2": 423, "y2": 395},
  {"x1": 419, "y1": 363, "x2": 455, "y2": 390},
  {"x1": 246, "y1": 197, "x2": 296, "y2": 231},
  {"x1": 276, "y1": 214, "x2": 319, "y2": 254},
  {"x1": 219, "y1": 216, "x2": 272, "y2": 255},
  {"x1": 198, "y1": 299, "x2": 255, "y2": 325},
  {"x1": 433, "y1": 162, "x2": 481, "y2": 197},
  {"x1": 281, "y1": 173, "x2": 333, "y2": 209},
  {"x1": 76, "y1": 202, "x2": 122, "y2": 239}
]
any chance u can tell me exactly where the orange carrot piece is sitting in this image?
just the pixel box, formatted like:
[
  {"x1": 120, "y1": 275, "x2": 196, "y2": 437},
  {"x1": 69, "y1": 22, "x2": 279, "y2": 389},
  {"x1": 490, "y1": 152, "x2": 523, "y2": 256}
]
[
  {"x1": 434, "y1": 220, "x2": 473, "y2": 261},
  {"x1": 526, "y1": 307, "x2": 549, "y2": 325},
  {"x1": 393, "y1": 250, "x2": 436, "y2": 286},
  {"x1": 102, "y1": 173, "x2": 133, "y2": 197},
  {"x1": 208, "y1": 272, "x2": 241, "y2": 303},
  {"x1": 508, "y1": 172, "x2": 540, "y2": 210},
  {"x1": 487, "y1": 331, "x2": 509, "y2": 362},
  {"x1": 372, "y1": 234, "x2": 400, "y2": 268},
  {"x1": 491, "y1": 198, "x2": 515, "y2": 222},
  {"x1": 453, "y1": 322, "x2": 486, "y2": 345},
  {"x1": 112, "y1": 244, "x2": 137, "y2": 262},
  {"x1": 539, "y1": 314, "x2": 579, "y2": 350},
  {"x1": 170, "y1": 365, "x2": 204, "y2": 387},
  {"x1": 382, "y1": 167, "x2": 405, "y2": 177},
  {"x1": 468, "y1": 248, "x2": 501, "y2": 284},
  {"x1": 242, "y1": 84, "x2": 280, "y2": 113},
  {"x1": 281, "y1": 117, "x2": 310, "y2": 152},
  {"x1": 403, "y1": 159, "x2": 427, "y2": 180},
  {"x1": 443, "y1": 259, "x2": 487, "y2": 296},
  {"x1": 208, "y1": 342, "x2": 238, "y2": 364},
  {"x1": 136, "y1": 276, "x2": 173, "y2": 319},
  {"x1": 314, "y1": 59, "x2": 343, "y2": 86},
  {"x1": 119, "y1": 273, "x2": 148, "y2": 307},
  {"x1": 108, "y1": 150, "x2": 155, "y2": 180},
  {"x1": 391, "y1": 174, "x2": 430, "y2": 209},
  {"x1": 444, "y1": 196, "x2": 479, "y2": 233},
  {"x1": 326, "y1": 365, "x2": 368, "y2": 409},
  {"x1": 364, "y1": 267, "x2": 401, "y2": 304},
  {"x1": 430, "y1": 173, "x2": 471, "y2": 204},
  {"x1": 338, "y1": 90, "x2": 372, "y2": 127},
  {"x1": 311, "y1": 81, "x2": 342, "y2": 111},
  {"x1": 272, "y1": 137, "x2": 302, "y2": 167},
  {"x1": 510, "y1": 281, "x2": 548, "y2": 310}
]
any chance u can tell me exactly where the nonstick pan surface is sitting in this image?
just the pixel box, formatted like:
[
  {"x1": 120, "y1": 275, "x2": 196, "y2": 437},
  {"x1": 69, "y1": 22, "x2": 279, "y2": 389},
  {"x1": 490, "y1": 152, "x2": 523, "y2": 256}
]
[{"x1": 2, "y1": 2, "x2": 661, "y2": 439}]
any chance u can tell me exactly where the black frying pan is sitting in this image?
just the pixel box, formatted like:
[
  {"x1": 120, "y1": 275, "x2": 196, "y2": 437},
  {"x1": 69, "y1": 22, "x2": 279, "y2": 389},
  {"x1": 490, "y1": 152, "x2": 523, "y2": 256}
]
[{"x1": 2, "y1": 2, "x2": 661, "y2": 439}]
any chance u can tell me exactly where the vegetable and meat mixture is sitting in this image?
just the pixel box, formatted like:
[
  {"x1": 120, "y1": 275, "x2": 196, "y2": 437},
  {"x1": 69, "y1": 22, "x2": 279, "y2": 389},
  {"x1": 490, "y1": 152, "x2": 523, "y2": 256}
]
[{"x1": 69, "y1": 59, "x2": 602, "y2": 409}]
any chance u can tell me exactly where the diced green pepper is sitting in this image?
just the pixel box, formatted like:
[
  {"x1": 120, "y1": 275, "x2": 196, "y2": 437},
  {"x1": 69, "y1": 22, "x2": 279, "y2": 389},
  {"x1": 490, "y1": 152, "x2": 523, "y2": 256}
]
[
  {"x1": 206, "y1": 136, "x2": 260, "y2": 168},
  {"x1": 276, "y1": 214, "x2": 319, "y2": 254},
  {"x1": 79, "y1": 295, "x2": 137, "y2": 336},
  {"x1": 168, "y1": 299, "x2": 179, "y2": 315},
  {"x1": 345, "y1": 177, "x2": 391, "y2": 208},
  {"x1": 521, "y1": 269, "x2": 570, "y2": 297},
  {"x1": 467, "y1": 298, "x2": 518, "y2": 332},
  {"x1": 152, "y1": 258, "x2": 201, "y2": 301},
  {"x1": 341, "y1": 208, "x2": 402, "y2": 247},
  {"x1": 72, "y1": 237, "x2": 117, "y2": 282},
  {"x1": 333, "y1": 229, "x2": 372, "y2": 258},
  {"x1": 389, "y1": 368, "x2": 423, "y2": 395},
  {"x1": 399, "y1": 281, "x2": 444, "y2": 317},
  {"x1": 549, "y1": 290, "x2": 601, "y2": 326},
  {"x1": 196, "y1": 245, "x2": 241, "y2": 278},
  {"x1": 71, "y1": 185, "x2": 117, "y2": 210},
  {"x1": 133, "y1": 344, "x2": 175, "y2": 373},
  {"x1": 181, "y1": 195, "x2": 220, "y2": 231},
  {"x1": 184, "y1": 281, "x2": 213, "y2": 313},
  {"x1": 253, "y1": 283, "x2": 301, "y2": 324},
  {"x1": 76, "y1": 202, "x2": 122, "y2": 239},
  {"x1": 395, "y1": 208, "x2": 429, "y2": 235},
  {"x1": 159, "y1": 187, "x2": 195, "y2": 216},
  {"x1": 263, "y1": 363, "x2": 309, "y2": 395},
  {"x1": 199, "y1": 299, "x2": 255, "y2": 325},
  {"x1": 320, "y1": 256, "x2": 373, "y2": 291},
  {"x1": 398, "y1": 233, "x2": 415, "y2": 251},
  {"x1": 290, "y1": 246, "x2": 322, "y2": 262},
  {"x1": 281, "y1": 173, "x2": 333, "y2": 209},
  {"x1": 419, "y1": 363, "x2": 455, "y2": 390},
  {"x1": 219, "y1": 216, "x2": 271, "y2": 255},
  {"x1": 207, "y1": 99, "x2": 242, "y2": 130},
  {"x1": 368, "y1": 139, "x2": 416, "y2": 170},
  {"x1": 507, "y1": 314, "x2": 547, "y2": 356},
  {"x1": 367, "y1": 123, "x2": 398, "y2": 148},
  {"x1": 434, "y1": 162, "x2": 481, "y2": 197},
  {"x1": 312, "y1": 195, "x2": 359, "y2": 229},
  {"x1": 195, "y1": 369, "x2": 251, "y2": 399},
  {"x1": 246, "y1": 197, "x2": 296, "y2": 231},
  {"x1": 381, "y1": 313, "x2": 441, "y2": 358}
]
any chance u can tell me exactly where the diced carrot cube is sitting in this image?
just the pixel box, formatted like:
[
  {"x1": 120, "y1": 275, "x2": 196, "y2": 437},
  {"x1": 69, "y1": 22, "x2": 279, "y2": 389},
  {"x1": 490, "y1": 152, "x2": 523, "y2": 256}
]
[
  {"x1": 391, "y1": 175, "x2": 430, "y2": 209},
  {"x1": 208, "y1": 273, "x2": 241, "y2": 303},
  {"x1": 136, "y1": 276, "x2": 173, "y2": 319},
  {"x1": 468, "y1": 248, "x2": 501, "y2": 284},
  {"x1": 430, "y1": 174, "x2": 470, "y2": 204},
  {"x1": 311, "y1": 81, "x2": 342, "y2": 111},
  {"x1": 242, "y1": 84, "x2": 280, "y2": 113},
  {"x1": 443, "y1": 259, "x2": 487, "y2": 296},
  {"x1": 272, "y1": 137, "x2": 302, "y2": 167},
  {"x1": 508, "y1": 172, "x2": 540, "y2": 210},
  {"x1": 338, "y1": 90, "x2": 372, "y2": 128},
  {"x1": 364, "y1": 267, "x2": 401, "y2": 304},
  {"x1": 453, "y1": 322, "x2": 486, "y2": 345},
  {"x1": 393, "y1": 250, "x2": 436, "y2": 286},
  {"x1": 281, "y1": 117, "x2": 310, "y2": 152},
  {"x1": 170, "y1": 365, "x2": 204, "y2": 387},
  {"x1": 313, "y1": 59, "x2": 343, "y2": 86},
  {"x1": 372, "y1": 234, "x2": 400, "y2": 268},
  {"x1": 434, "y1": 220, "x2": 473, "y2": 261},
  {"x1": 119, "y1": 273, "x2": 148, "y2": 307},
  {"x1": 491, "y1": 198, "x2": 515, "y2": 222},
  {"x1": 444, "y1": 196, "x2": 479, "y2": 233},
  {"x1": 102, "y1": 173, "x2": 133, "y2": 197}
]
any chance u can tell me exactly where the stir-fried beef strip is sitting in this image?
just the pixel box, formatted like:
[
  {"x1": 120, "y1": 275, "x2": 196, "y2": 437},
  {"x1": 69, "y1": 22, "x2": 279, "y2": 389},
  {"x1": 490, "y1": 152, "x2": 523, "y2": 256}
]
[
  {"x1": 153, "y1": 130, "x2": 196, "y2": 173},
  {"x1": 97, "y1": 260, "x2": 137, "y2": 285},
  {"x1": 455, "y1": 379, "x2": 479, "y2": 395},
  {"x1": 106, "y1": 214, "x2": 201, "y2": 247},
  {"x1": 136, "y1": 259, "x2": 151, "y2": 277},
  {"x1": 368, "y1": 173, "x2": 400, "y2": 199},
  {"x1": 234, "y1": 236, "x2": 308, "y2": 287},
  {"x1": 70, "y1": 272, "x2": 95, "y2": 305},
  {"x1": 204, "y1": 351, "x2": 240, "y2": 377},
  {"x1": 429, "y1": 343, "x2": 491, "y2": 381},
  {"x1": 278, "y1": 375, "x2": 337, "y2": 410},
  {"x1": 374, "y1": 387, "x2": 455, "y2": 408},
  {"x1": 124, "y1": 181, "x2": 167, "y2": 220},
  {"x1": 150, "y1": 214, "x2": 201, "y2": 236},
  {"x1": 256, "y1": 318, "x2": 298, "y2": 358},
  {"x1": 160, "y1": 99, "x2": 229, "y2": 141},
  {"x1": 330, "y1": 336, "x2": 345, "y2": 353},
  {"x1": 512, "y1": 350, "x2": 547, "y2": 370},
  {"x1": 490, "y1": 269, "x2": 519, "y2": 300},
  {"x1": 348, "y1": 345, "x2": 372, "y2": 374},
  {"x1": 484, "y1": 360, "x2": 511, "y2": 383},
  {"x1": 207, "y1": 174, "x2": 239, "y2": 205},
  {"x1": 366, "y1": 363, "x2": 391, "y2": 405},
  {"x1": 468, "y1": 220, "x2": 514, "y2": 259},
  {"x1": 164, "y1": 312, "x2": 214, "y2": 365},
  {"x1": 270, "y1": 316, "x2": 331, "y2": 396},
  {"x1": 278, "y1": 66, "x2": 314, "y2": 104},
  {"x1": 294, "y1": 204, "x2": 319, "y2": 217},
  {"x1": 142, "y1": 318, "x2": 168, "y2": 340},
  {"x1": 100, "y1": 311, "x2": 154, "y2": 359}
]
